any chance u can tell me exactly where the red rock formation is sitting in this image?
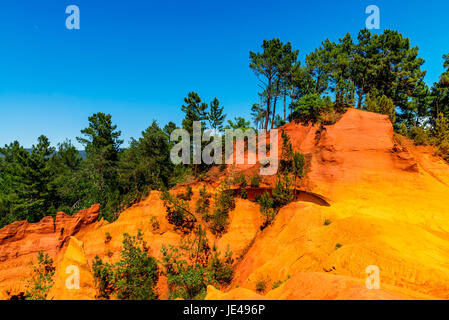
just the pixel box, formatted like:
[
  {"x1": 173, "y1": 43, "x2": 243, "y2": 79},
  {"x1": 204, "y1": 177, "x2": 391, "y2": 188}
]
[{"x1": 0, "y1": 204, "x2": 100, "y2": 297}]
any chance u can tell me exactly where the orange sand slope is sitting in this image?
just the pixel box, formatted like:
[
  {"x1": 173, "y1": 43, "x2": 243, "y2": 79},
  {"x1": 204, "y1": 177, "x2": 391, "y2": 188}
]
[{"x1": 1, "y1": 108, "x2": 449, "y2": 300}]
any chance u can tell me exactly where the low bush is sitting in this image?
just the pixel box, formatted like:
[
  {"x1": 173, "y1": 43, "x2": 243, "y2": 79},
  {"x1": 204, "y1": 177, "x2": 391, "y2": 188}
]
[
  {"x1": 195, "y1": 185, "x2": 212, "y2": 221},
  {"x1": 210, "y1": 180, "x2": 235, "y2": 235},
  {"x1": 161, "y1": 226, "x2": 234, "y2": 300},
  {"x1": 250, "y1": 174, "x2": 261, "y2": 188},
  {"x1": 92, "y1": 231, "x2": 159, "y2": 300},
  {"x1": 24, "y1": 251, "x2": 55, "y2": 300},
  {"x1": 161, "y1": 190, "x2": 196, "y2": 233}
]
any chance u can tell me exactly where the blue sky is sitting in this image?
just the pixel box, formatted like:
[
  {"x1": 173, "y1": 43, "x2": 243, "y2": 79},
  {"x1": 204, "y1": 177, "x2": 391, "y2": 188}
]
[{"x1": 0, "y1": 0, "x2": 448, "y2": 148}]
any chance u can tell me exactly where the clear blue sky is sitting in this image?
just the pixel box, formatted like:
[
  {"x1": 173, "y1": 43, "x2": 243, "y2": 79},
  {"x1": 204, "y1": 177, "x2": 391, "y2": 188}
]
[{"x1": 1, "y1": 0, "x2": 448, "y2": 148}]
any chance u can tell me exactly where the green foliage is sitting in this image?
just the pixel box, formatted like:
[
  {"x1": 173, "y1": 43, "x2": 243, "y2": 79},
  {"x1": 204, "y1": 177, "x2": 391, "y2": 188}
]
[
  {"x1": 211, "y1": 180, "x2": 236, "y2": 235},
  {"x1": 255, "y1": 275, "x2": 268, "y2": 293},
  {"x1": 290, "y1": 94, "x2": 329, "y2": 124},
  {"x1": 258, "y1": 174, "x2": 294, "y2": 229},
  {"x1": 272, "y1": 174, "x2": 294, "y2": 210},
  {"x1": 408, "y1": 126, "x2": 431, "y2": 146},
  {"x1": 433, "y1": 113, "x2": 449, "y2": 144},
  {"x1": 324, "y1": 219, "x2": 332, "y2": 226},
  {"x1": 161, "y1": 226, "x2": 234, "y2": 300},
  {"x1": 0, "y1": 113, "x2": 176, "y2": 228},
  {"x1": 92, "y1": 256, "x2": 115, "y2": 299},
  {"x1": 161, "y1": 190, "x2": 196, "y2": 233},
  {"x1": 258, "y1": 192, "x2": 275, "y2": 227},
  {"x1": 225, "y1": 117, "x2": 252, "y2": 131},
  {"x1": 208, "y1": 98, "x2": 226, "y2": 132},
  {"x1": 0, "y1": 136, "x2": 57, "y2": 228},
  {"x1": 118, "y1": 121, "x2": 174, "y2": 202},
  {"x1": 195, "y1": 185, "x2": 211, "y2": 221},
  {"x1": 24, "y1": 251, "x2": 55, "y2": 300},
  {"x1": 280, "y1": 129, "x2": 306, "y2": 184},
  {"x1": 335, "y1": 243, "x2": 343, "y2": 250},
  {"x1": 365, "y1": 89, "x2": 396, "y2": 123},
  {"x1": 250, "y1": 174, "x2": 261, "y2": 188},
  {"x1": 92, "y1": 231, "x2": 159, "y2": 300},
  {"x1": 240, "y1": 188, "x2": 248, "y2": 199},
  {"x1": 249, "y1": 38, "x2": 299, "y2": 130},
  {"x1": 232, "y1": 172, "x2": 247, "y2": 188}
]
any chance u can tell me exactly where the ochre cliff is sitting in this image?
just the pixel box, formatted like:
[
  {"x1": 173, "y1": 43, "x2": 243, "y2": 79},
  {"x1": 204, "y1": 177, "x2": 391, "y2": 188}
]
[{"x1": 2, "y1": 108, "x2": 449, "y2": 300}]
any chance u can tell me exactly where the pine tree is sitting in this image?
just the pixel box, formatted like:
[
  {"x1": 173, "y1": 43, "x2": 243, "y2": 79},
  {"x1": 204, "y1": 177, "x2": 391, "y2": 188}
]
[{"x1": 208, "y1": 97, "x2": 226, "y2": 132}]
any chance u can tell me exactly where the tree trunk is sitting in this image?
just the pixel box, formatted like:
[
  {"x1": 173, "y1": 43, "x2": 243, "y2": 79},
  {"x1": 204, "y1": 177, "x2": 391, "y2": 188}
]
[
  {"x1": 264, "y1": 78, "x2": 272, "y2": 130},
  {"x1": 283, "y1": 89, "x2": 287, "y2": 121},
  {"x1": 271, "y1": 78, "x2": 281, "y2": 129},
  {"x1": 357, "y1": 79, "x2": 365, "y2": 109}
]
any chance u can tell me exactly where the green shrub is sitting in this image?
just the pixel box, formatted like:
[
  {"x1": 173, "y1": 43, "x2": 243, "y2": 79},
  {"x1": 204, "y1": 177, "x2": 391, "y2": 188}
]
[
  {"x1": 24, "y1": 251, "x2": 55, "y2": 300},
  {"x1": 92, "y1": 256, "x2": 115, "y2": 299},
  {"x1": 434, "y1": 113, "x2": 449, "y2": 144},
  {"x1": 92, "y1": 231, "x2": 159, "y2": 300},
  {"x1": 272, "y1": 280, "x2": 283, "y2": 290},
  {"x1": 161, "y1": 190, "x2": 196, "y2": 233},
  {"x1": 250, "y1": 174, "x2": 261, "y2": 188},
  {"x1": 437, "y1": 141, "x2": 449, "y2": 162},
  {"x1": 289, "y1": 93, "x2": 328, "y2": 124},
  {"x1": 240, "y1": 188, "x2": 248, "y2": 199},
  {"x1": 195, "y1": 185, "x2": 211, "y2": 221},
  {"x1": 272, "y1": 174, "x2": 294, "y2": 209},
  {"x1": 365, "y1": 89, "x2": 396, "y2": 123},
  {"x1": 258, "y1": 192, "x2": 275, "y2": 228},
  {"x1": 255, "y1": 276, "x2": 268, "y2": 293},
  {"x1": 233, "y1": 172, "x2": 247, "y2": 188},
  {"x1": 335, "y1": 243, "x2": 342, "y2": 250},
  {"x1": 324, "y1": 219, "x2": 331, "y2": 226},
  {"x1": 161, "y1": 226, "x2": 234, "y2": 300},
  {"x1": 211, "y1": 180, "x2": 235, "y2": 234},
  {"x1": 409, "y1": 126, "x2": 431, "y2": 145}
]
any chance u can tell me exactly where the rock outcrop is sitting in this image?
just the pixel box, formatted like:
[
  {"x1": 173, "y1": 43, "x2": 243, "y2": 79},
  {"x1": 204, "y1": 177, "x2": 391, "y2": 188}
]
[{"x1": 0, "y1": 204, "x2": 100, "y2": 298}]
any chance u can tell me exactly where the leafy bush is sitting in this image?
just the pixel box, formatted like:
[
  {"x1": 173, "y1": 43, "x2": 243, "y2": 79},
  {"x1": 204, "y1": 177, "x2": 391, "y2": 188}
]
[
  {"x1": 210, "y1": 180, "x2": 235, "y2": 234},
  {"x1": 437, "y1": 141, "x2": 449, "y2": 162},
  {"x1": 409, "y1": 126, "x2": 431, "y2": 146},
  {"x1": 433, "y1": 113, "x2": 449, "y2": 144},
  {"x1": 289, "y1": 94, "x2": 329, "y2": 124},
  {"x1": 250, "y1": 174, "x2": 261, "y2": 188},
  {"x1": 365, "y1": 89, "x2": 396, "y2": 123},
  {"x1": 258, "y1": 175, "x2": 294, "y2": 229},
  {"x1": 255, "y1": 275, "x2": 268, "y2": 293},
  {"x1": 258, "y1": 192, "x2": 275, "y2": 228},
  {"x1": 233, "y1": 172, "x2": 247, "y2": 188},
  {"x1": 280, "y1": 130, "x2": 306, "y2": 186},
  {"x1": 195, "y1": 185, "x2": 211, "y2": 221},
  {"x1": 161, "y1": 226, "x2": 234, "y2": 300},
  {"x1": 161, "y1": 190, "x2": 196, "y2": 233},
  {"x1": 272, "y1": 174, "x2": 294, "y2": 209},
  {"x1": 92, "y1": 231, "x2": 159, "y2": 300},
  {"x1": 24, "y1": 251, "x2": 55, "y2": 300},
  {"x1": 92, "y1": 256, "x2": 115, "y2": 299},
  {"x1": 240, "y1": 188, "x2": 248, "y2": 199}
]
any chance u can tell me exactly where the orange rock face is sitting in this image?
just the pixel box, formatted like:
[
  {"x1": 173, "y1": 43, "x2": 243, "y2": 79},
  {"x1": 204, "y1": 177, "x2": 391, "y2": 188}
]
[
  {"x1": 0, "y1": 204, "x2": 100, "y2": 298},
  {"x1": 2, "y1": 108, "x2": 449, "y2": 300}
]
